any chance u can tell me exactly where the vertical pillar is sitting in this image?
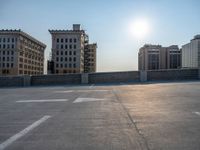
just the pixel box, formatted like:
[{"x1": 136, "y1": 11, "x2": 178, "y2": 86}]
[
  {"x1": 81, "y1": 73, "x2": 88, "y2": 84},
  {"x1": 23, "y1": 75, "x2": 31, "y2": 86},
  {"x1": 140, "y1": 70, "x2": 147, "y2": 82}
]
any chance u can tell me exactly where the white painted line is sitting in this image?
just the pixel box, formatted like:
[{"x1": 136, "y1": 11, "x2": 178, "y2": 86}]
[
  {"x1": 55, "y1": 90, "x2": 109, "y2": 93},
  {"x1": 16, "y1": 99, "x2": 68, "y2": 103},
  {"x1": 89, "y1": 84, "x2": 94, "y2": 89},
  {"x1": 0, "y1": 115, "x2": 51, "y2": 150},
  {"x1": 73, "y1": 98, "x2": 107, "y2": 103},
  {"x1": 192, "y1": 111, "x2": 200, "y2": 116}
]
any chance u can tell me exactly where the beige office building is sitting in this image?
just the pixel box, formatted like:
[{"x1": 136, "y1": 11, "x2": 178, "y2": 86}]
[
  {"x1": 48, "y1": 24, "x2": 97, "y2": 74},
  {"x1": 138, "y1": 44, "x2": 181, "y2": 70},
  {"x1": 182, "y1": 35, "x2": 200, "y2": 68},
  {"x1": 0, "y1": 29, "x2": 46, "y2": 76}
]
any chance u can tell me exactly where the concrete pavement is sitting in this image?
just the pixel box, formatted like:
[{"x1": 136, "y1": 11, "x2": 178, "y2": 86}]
[{"x1": 0, "y1": 81, "x2": 200, "y2": 150}]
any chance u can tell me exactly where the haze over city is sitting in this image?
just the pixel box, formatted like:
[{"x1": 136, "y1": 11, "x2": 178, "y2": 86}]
[{"x1": 0, "y1": 0, "x2": 200, "y2": 72}]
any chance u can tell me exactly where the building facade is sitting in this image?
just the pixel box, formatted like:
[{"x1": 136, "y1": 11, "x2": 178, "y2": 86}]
[
  {"x1": 0, "y1": 29, "x2": 46, "y2": 76},
  {"x1": 48, "y1": 24, "x2": 97, "y2": 74},
  {"x1": 84, "y1": 43, "x2": 97, "y2": 73},
  {"x1": 138, "y1": 44, "x2": 181, "y2": 70},
  {"x1": 182, "y1": 35, "x2": 200, "y2": 68}
]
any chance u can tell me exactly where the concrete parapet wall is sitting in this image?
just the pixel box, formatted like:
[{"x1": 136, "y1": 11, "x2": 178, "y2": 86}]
[
  {"x1": 147, "y1": 69, "x2": 199, "y2": 81},
  {"x1": 0, "y1": 69, "x2": 199, "y2": 87},
  {"x1": 31, "y1": 74, "x2": 81, "y2": 86},
  {"x1": 0, "y1": 76, "x2": 24, "y2": 87},
  {"x1": 88, "y1": 71, "x2": 140, "y2": 84}
]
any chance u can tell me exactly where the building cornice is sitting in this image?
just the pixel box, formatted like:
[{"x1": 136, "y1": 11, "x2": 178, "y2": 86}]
[{"x1": 0, "y1": 29, "x2": 46, "y2": 48}]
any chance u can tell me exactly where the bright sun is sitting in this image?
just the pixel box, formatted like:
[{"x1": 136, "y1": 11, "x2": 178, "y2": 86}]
[{"x1": 129, "y1": 19, "x2": 150, "y2": 39}]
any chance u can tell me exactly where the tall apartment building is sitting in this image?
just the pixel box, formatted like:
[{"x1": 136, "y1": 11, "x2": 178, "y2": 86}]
[
  {"x1": 48, "y1": 24, "x2": 97, "y2": 74},
  {"x1": 0, "y1": 29, "x2": 46, "y2": 76},
  {"x1": 182, "y1": 35, "x2": 200, "y2": 68},
  {"x1": 138, "y1": 44, "x2": 181, "y2": 70}
]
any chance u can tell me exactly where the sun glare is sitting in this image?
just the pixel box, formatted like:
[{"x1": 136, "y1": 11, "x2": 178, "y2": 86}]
[{"x1": 129, "y1": 19, "x2": 150, "y2": 39}]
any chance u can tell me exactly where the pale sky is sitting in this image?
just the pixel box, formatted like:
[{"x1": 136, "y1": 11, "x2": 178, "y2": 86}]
[{"x1": 0, "y1": 0, "x2": 200, "y2": 72}]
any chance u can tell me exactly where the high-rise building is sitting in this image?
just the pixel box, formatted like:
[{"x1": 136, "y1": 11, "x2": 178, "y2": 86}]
[
  {"x1": 48, "y1": 24, "x2": 97, "y2": 74},
  {"x1": 84, "y1": 43, "x2": 97, "y2": 73},
  {"x1": 0, "y1": 29, "x2": 46, "y2": 76},
  {"x1": 182, "y1": 35, "x2": 200, "y2": 68},
  {"x1": 138, "y1": 44, "x2": 181, "y2": 70}
]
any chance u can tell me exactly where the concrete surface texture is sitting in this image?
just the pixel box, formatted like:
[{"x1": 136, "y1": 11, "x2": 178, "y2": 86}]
[{"x1": 0, "y1": 81, "x2": 200, "y2": 149}]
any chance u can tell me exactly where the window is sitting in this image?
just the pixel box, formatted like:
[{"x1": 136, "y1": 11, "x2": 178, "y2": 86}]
[
  {"x1": 61, "y1": 51, "x2": 63, "y2": 55},
  {"x1": 0, "y1": 38, "x2": 1, "y2": 42},
  {"x1": 57, "y1": 38, "x2": 59, "y2": 43},
  {"x1": 11, "y1": 51, "x2": 14, "y2": 55},
  {"x1": 73, "y1": 57, "x2": 76, "y2": 61},
  {"x1": 65, "y1": 64, "x2": 67, "y2": 67},
  {"x1": 11, "y1": 44, "x2": 14, "y2": 49},
  {"x1": 65, "y1": 57, "x2": 67, "y2": 61},
  {"x1": 56, "y1": 57, "x2": 59, "y2": 61},
  {"x1": 69, "y1": 45, "x2": 72, "y2": 49},
  {"x1": 74, "y1": 38, "x2": 77, "y2": 43},
  {"x1": 74, "y1": 45, "x2": 76, "y2": 49},
  {"x1": 7, "y1": 51, "x2": 9, "y2": 55},
  {"x1": 65, "y1": 51, "x2": 68, "y2": 55},
  {"x1": 60, "y1": 57, "x2": 63, "y2": 62},
  {"x1": 12, "y1": 38, "x2": 15, "y2": 43},
  {"x1": 11, "y1": 63, "x2": 13, "y2": 68},
  {"x1": 3, "y1": 44, "x2": 6, "y2": 49},
  {"x1": 73, "y1": 51, "x2": 76, "y2": 55},
  {"x1": 56, "y1": 44, "x2": 59, "y2": 49},
  {"x1": 73, "y1": 63, "x2": 76, "y2": 68},
  {"x1": 65, "y1": 38, "x2": 68, "y2": 43},
  {"x1": 56, "y1": 64, "x2": 59, "y2": 67},
  {"x1": 7, "y1": 38, "x2": 10, "y2": 42},
  {"x1": 65, "y1": 45, "x2": 68, "y2": 49},
  {"x1": 69, "y1": 57, "x2": 72, "y2": 61},
  {"x1": 60, "y1": 64, "x2": 63, "y2": 68},
  {"x1": 3, "y1": 38, "x2": 5, "y2": 43},
  {"x1": 69, "y1": 63, "x2": 72, "y2": 68},
  {"x1": 61, "y1": 38, "x2": 63, "y2": 43},
  {"x1": 69, "y1": 51, "x2": 72, "y2": 55},
  {"x1": 56, "y1": 51, "x2": 59, "y2": 55},
  {"x1": 3, "y1": 57, "x2": 5, "y2": 61},
  {"x1": 61, "y1": 45, "x2": 63, "y2": 49},
  {"x1": 69, "y1": 38, "x2": 72, "y2": 43},
  {"x1": 7, "y1": 57, "x2": 9, "y2": 61},
  {"x1": 0, "y1": 44, "x2": 1, "y2": 49},
  {"x1": 7, "y1": 63, "x2": 9, "y2": 68},
  {"x1": 56, "y1": 70, "x2": 58, "y2": 73},
  {"x1": 3, "y1": 51, "x2": 5, "y2": 55}
]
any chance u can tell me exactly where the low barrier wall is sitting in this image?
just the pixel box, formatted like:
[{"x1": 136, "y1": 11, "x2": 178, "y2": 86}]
[
  {"x1": 88, "y1": 71, "x2": 140, "y2": 84},
  {"x1": 0, "y1": 69, "x2": 199, "y2": 87}
]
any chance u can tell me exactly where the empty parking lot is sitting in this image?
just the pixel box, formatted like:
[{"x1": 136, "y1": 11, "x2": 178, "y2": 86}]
[{"x1": 0, "y1": 81, "x2": 200, "y2": 150}]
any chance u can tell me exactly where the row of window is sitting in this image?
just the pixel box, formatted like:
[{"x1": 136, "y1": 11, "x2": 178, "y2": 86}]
[
  {"x1": 56, "y1": 57, "x2": 76, "y2": 62},
  {"x1": 19, "y1": 64, "x2": 43, "y2": 70},
  {"x1": 56, "y1": 44, "x2": 77, "y2": 50},
  {"x1": 0, "y1": 38, "x2": 16, "y2": 43},
  {"x1": 0, "y1": 57, "x2": 14, "y2": 62},
  {"x1": 0, "y1": 50, "x2": 14, "y2": 55},
  {"x1": 56, "y1": 63, "x2": 76, "y2": 68},
  {"x1": 19, "y1": 70, "x2": 42, "y2": 75},
  {"x1": 0, "y1": 63, "x2": 14, "y2": 68},
  {"x1": 0, "y1": 44, "x2": 15, "y2": 49},
  {"x1": 56, "y1": 38, "x2": 77, "y2": 43},
  {"x1": 56, "y1": 50, "x2": 76, "y2": 55}
]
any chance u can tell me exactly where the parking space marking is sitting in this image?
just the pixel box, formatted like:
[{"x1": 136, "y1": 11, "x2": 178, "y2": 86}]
[
  {"x1": 16, "y1": 99, "x2": 68, "y2": 103},
  {"x1": 73, "y1": 98, "x2": 107, "y2": 103},
  {"x1": 55, "y1": 90, "x2": 109, "y2": 93},
  {"x1": 0, "y1": 115, "x2": 51, "y2": 150},
  {"x1": 89, "y1": 84, "x2": 95, "y2": 89},
  {"x1": 192, "y1": 111, "x2": 200, "y2": 116}
]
